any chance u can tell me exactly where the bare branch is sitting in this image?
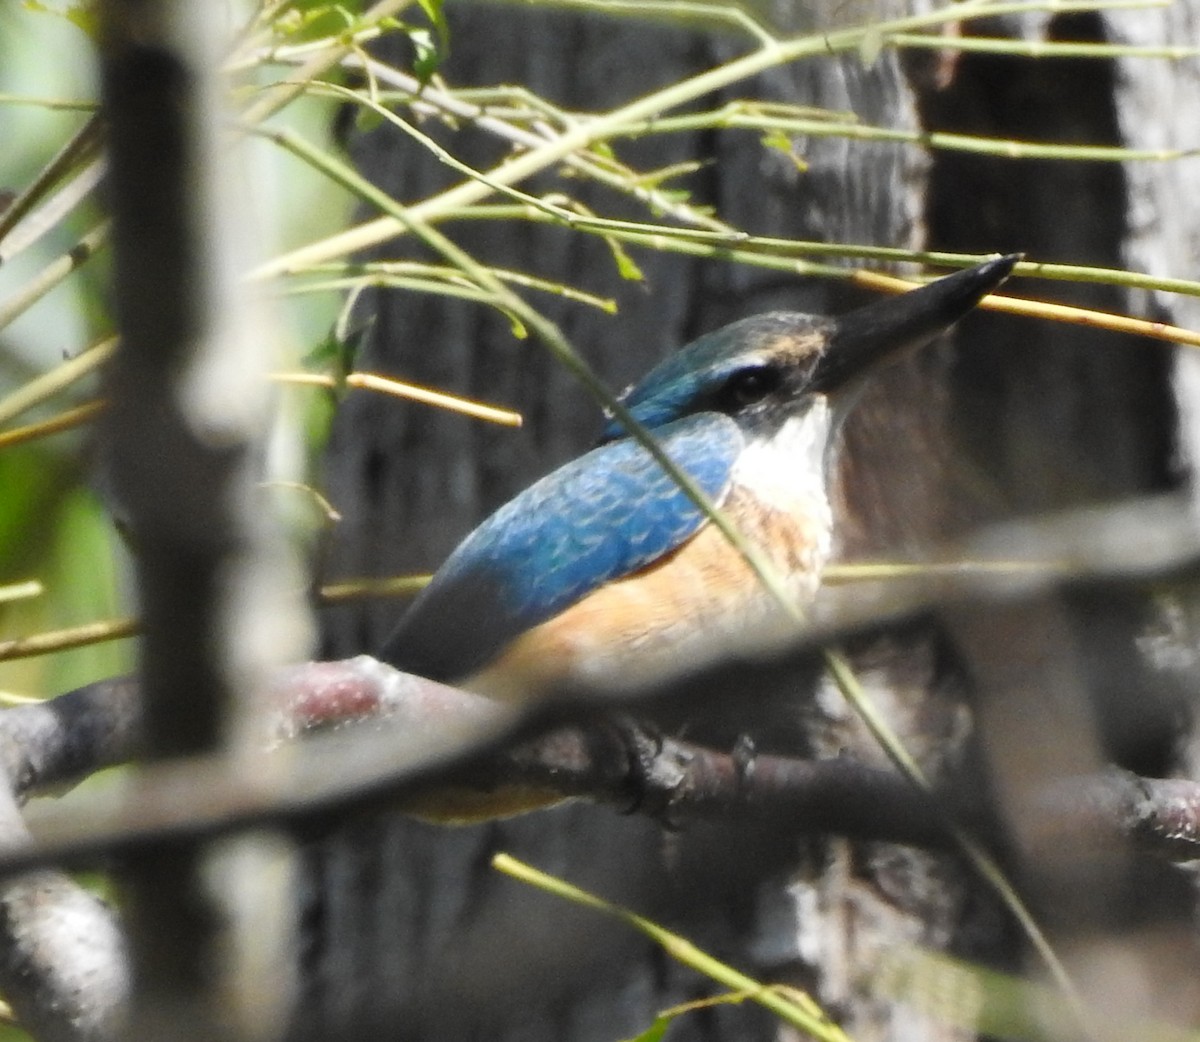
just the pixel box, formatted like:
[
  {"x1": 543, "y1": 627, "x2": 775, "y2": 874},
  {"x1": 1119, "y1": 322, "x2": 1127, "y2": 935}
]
[
  {"x1": 0, "y1": 678, "x2": 141, "y2": 798},
  {"x1": 0, "y1": 771, "x2": 125, "y2": 1042},
  {"x1": 3, "y1": 655, "x2": 1200, "y2": 876}
]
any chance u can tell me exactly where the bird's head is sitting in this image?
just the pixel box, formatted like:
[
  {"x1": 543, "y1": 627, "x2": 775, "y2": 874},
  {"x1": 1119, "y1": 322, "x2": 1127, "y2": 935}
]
[{"x1": 600, "y1": 255, "x2": 1019, "y2": 444}]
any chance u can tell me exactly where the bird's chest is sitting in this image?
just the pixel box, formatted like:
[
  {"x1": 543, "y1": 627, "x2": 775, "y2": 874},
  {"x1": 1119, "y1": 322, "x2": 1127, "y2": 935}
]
[
  {"x1": 719, "y1": 407, "x2": 836, "y2": 590},
  {"x1": 652, "y1": 475, "x2": 832, "y2": 634},
  {"x1": 708, "y1": 484, "x2": 832, "y2": 598},
  {"x1": 585, "y1": 412, "x2": 839, "y2": 640},
  {"x1": 465, "y1": 453, "x2": 833, "y2": 702},
  {"x1": 464, "y1": 411, "x2": 837, "y2": 701}
]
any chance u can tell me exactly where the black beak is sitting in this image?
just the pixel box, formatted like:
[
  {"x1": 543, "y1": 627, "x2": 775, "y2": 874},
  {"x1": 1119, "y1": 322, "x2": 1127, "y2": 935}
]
[{"x1": 815, "y1": 254, "x2": 1019, "y2": 393}]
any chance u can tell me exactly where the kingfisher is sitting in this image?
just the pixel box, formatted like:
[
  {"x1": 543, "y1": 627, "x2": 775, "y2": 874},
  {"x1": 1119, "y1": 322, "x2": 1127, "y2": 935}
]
[{"x1": 380, "y1": 256, "x2": 1018, "y2": 709}]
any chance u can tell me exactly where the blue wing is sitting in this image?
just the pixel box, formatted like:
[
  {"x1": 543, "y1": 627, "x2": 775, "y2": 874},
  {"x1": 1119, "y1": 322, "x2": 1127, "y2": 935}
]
[{"x1": 379, "y1": 413, "x2": 743, "y2": 682}]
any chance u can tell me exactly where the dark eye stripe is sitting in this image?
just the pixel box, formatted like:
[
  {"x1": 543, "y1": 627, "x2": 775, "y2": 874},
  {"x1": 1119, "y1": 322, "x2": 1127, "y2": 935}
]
[{"x1": 720, "y1": 365, "x2": 782, "y2": 410}]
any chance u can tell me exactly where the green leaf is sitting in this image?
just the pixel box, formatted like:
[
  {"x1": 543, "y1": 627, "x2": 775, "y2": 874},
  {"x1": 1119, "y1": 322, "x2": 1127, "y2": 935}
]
[
  {"x1": 760, "y1": 128, "x2": 792, "y2": 155},
  {"x1": 354, "y1": 106, "x2": 386, "y2": 135},
  {"x1": 409, "y1": 28, "x2": 439, "y2": 82},
  {"x1": 760, "y1": 129, "x2": 809, "y2": 173},
  {"x1": 416, "y1": 0, "x2": 449, "y2": 43},
  {"x1": 411, "y1": 0, "x2": 450, "y2": 85},
  {"x1": 500, "y1": 309, "x2": 528, "y2": 339},
  {"x1": 604, "y1": 236, "x2": 644, "y2": 281},
  {"x1": 303, "y1": 323, "x2": 367, "y2": 389},
  {"x1": 620, "y1": 1015, "x2": 670, "y2": 1042},
  {"x1": 271, "y1": 2, "x2": 373, "y2": 42}
]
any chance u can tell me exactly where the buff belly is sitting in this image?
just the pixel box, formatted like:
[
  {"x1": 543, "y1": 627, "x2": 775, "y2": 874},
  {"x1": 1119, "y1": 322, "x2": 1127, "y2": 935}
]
[{"x1": 463, "y1": 485, "x2": 831, "y2": 703}]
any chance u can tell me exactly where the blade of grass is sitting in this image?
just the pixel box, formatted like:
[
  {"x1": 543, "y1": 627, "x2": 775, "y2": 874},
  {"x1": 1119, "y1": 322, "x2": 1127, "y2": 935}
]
[
  {"x1": 492, "y1": 853, "x2": 853, "y2": 1042},
  {"x1": 0, "y1": 95, "x2": 97, "y2": 113},
  {"x1": 282, "y1": 266, "x2": 617, "y2": 312}
]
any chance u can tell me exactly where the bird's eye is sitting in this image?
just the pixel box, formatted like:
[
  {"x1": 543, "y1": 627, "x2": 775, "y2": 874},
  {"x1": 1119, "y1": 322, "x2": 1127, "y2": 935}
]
[{"x1": 721, "y1": 365, "x2": 782, "y2": 409}]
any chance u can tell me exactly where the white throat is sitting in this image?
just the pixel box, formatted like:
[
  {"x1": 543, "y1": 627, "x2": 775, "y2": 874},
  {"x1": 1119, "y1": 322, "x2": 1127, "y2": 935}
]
[{"x1": 730, "y1": 397, "x2": 837, "y2": 513}]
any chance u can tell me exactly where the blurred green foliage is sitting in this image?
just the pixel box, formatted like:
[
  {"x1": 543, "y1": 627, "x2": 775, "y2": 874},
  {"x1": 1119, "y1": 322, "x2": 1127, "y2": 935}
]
[
  {"x1": 0, "y1": 1, "x2": 355, "y2": 703},
  {"x1": 0, "y1": 4, "x2": 117, "y2": 702}
]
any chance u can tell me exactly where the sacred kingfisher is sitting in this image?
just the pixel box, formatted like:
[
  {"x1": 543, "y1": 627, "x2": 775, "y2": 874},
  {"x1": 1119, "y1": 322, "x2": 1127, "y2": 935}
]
[{"x1": 380, "y1": 257, "x2": 1018, "y2": 705}]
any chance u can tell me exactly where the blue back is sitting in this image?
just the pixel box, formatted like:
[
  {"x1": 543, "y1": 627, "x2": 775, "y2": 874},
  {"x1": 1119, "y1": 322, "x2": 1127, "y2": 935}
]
[{"x1": 380, "y1": 413, "x2": 743, "y2": 682}]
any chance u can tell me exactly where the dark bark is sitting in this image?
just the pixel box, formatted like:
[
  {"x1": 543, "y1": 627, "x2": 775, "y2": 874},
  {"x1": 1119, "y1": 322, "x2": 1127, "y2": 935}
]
[
  {"x1": 305, "y1": 6, "x2": 1200, "y2": 1042},
  {"x1": 19, "y1": 664, "x2": 1200, "y2": 864}
]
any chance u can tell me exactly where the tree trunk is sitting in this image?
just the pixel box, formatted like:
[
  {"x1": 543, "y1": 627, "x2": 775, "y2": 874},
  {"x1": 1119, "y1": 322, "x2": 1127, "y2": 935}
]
[{"x1": 304, "y1": 6, "x2": 1198, "y2": 1040}]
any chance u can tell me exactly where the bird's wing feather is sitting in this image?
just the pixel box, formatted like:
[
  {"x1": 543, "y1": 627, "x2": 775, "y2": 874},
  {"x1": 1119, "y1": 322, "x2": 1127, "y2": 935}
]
[{"x1": 379, "y1": 413, "x2": 743, "y2": 682}]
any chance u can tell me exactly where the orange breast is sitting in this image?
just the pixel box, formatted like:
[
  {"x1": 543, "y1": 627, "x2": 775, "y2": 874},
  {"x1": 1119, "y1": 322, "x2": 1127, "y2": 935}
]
[{"x1": 463, "y1": 486, "x2": 830, "y2": 704}]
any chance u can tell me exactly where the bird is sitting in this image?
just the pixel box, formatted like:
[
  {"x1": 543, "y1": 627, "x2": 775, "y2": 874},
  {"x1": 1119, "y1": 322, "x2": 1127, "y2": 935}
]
[{"x1": 380, "y1": 256, "x2": 1018, "y2": 711}]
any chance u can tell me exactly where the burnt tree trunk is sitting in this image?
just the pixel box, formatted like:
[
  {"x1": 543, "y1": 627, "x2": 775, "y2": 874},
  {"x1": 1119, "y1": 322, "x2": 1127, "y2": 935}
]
[{"x1": 301, "y1": 6, "x2": 1199, "y2": 1040}]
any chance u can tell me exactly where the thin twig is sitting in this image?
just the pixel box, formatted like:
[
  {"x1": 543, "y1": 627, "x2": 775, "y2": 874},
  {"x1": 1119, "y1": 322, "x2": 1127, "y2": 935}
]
[
  {"x1": 0, "y1": 619, "x2": 140, "y2": 663},
  {"x1": 271, "y1": 370, "x2": 522, "y2": 426},
  {"x1": 853, "y1": 268, "x2": 1200, "y2": 348},
  {"x1": 0, "y1": 114, "x2": 104, "y2": 246},
  {"x1": 0, "y1": 402, "x2": 106, "y2": 451},
  {"x1": 255, "y1": 0, "x2": 1144, "y2": 279},
  {"x1": 0, "y1": 224, "x2": 109, "y2": 334}
]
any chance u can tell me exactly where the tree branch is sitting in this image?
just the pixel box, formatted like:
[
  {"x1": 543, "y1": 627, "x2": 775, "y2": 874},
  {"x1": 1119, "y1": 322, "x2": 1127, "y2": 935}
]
[
  {"x1": 0, "y1": 757, "x2": 126, "y2": 1042},
  {"x1": 3, "y1": 658, "x2": 1198, "y2": 871}
]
